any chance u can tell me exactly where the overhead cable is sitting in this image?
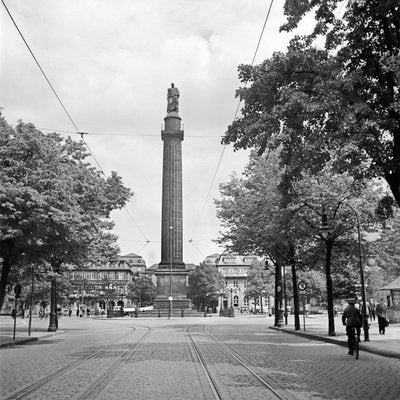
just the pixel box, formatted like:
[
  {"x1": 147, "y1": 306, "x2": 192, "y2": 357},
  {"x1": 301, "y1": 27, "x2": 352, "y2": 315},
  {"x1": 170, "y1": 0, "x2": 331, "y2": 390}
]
[
  {"x1": 1, "y1": 0, "x2": 106, "y2": 174},
  {"x1": 2, "y1": 0, "x2": 149, "y2": 244},
  {"x1": 188, "y1": 0, "x2": 275, "y2": 243}
]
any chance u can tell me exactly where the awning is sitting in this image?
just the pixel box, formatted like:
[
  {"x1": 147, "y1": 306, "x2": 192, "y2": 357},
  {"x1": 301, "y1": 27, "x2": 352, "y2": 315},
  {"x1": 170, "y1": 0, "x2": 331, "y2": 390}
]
[{"x1": 381, "y1": 276, "x2": 400, "y2": 290}]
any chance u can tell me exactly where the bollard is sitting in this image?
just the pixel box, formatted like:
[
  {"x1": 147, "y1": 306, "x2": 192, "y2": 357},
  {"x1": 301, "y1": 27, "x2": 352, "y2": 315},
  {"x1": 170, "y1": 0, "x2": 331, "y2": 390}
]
[{"x1": 181, "y1": 309, "x2": 184, "y2": 318}]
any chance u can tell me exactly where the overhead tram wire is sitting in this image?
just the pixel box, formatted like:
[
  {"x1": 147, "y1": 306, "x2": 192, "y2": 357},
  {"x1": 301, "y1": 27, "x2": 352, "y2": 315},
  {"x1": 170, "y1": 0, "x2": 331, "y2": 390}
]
[
  {"x1": 37, "y1": 127, "x2": 220, "y2": 138},
  {"x1": 188, "y1": 0, "x2": 275, "y2": 244},
  {"x1": 1, "y1": 0, "x2": 103, "y2": 173},
  {"x1": 2, "y1": 0, "x2": 149, "y2": 247}
]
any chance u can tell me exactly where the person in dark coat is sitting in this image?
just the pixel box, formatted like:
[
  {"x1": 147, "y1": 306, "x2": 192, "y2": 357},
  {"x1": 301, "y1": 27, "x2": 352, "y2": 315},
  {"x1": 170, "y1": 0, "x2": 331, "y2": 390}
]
[
  {"x1": 375, "y1": 298, "x2": 388, "y2": 335},
  {"x1": 342, "y1": 298, "x2": 362, "y2": 355}
]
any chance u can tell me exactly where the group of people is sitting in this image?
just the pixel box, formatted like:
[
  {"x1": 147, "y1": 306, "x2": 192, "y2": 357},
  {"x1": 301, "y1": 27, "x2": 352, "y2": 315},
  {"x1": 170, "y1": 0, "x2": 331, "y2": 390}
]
[{"x1": 342, "y1": 297, "x2": 389, "y2": 355}]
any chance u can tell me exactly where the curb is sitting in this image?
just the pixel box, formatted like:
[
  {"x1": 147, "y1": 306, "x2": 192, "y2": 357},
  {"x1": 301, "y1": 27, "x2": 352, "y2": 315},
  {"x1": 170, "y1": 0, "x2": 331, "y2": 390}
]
[
  {"x1": 0, "y1": 337, "x2": 39, "y2": 348},
  {"x1": 0, "y1": 330, "x2": 66, "y2": 349},
  {"x1": 269, "y1": 326, "x2": 400, "y2": 360}
]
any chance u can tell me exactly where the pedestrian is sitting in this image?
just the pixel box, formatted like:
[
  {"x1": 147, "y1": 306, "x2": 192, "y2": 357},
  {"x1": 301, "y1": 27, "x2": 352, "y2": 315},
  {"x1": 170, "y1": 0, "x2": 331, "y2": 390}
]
[
  {"x1": 68, "y1": 308, "x2": 72, "y2": 317},
  {"x1": 305, "y1": 303, "x2": 310, "y2": 317},
  {"x1": 342, "y1": 298, "x2": 362, "y2": 356},
  {"x1": 360, "y1": 301, "x2": 371, "y2": 324},
  {"x1": 376, "y1": 298, "x2": 388, "y2": 335},
  {"x1": 370, "y1": 300, "x2": 376, "y2": 321},
  {"x1": 334, "y1": 305, "x2": 338, "y2": 318},
  {"x1": 76, "y1": 307, "x2": 80, "y2": 318}
]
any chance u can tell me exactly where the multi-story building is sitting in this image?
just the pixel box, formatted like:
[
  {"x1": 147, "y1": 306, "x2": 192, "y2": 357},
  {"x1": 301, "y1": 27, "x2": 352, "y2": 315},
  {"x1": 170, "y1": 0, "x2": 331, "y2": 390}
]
[
  {"x1": 203, "y1": 253, "x2": 273, "y2": 312},
  {"x1": 203, "y1": 253, "x2": 270, "y2": 313},
  {"x1": 67, "y1": 253, "x2": 146, "y2": 313}
]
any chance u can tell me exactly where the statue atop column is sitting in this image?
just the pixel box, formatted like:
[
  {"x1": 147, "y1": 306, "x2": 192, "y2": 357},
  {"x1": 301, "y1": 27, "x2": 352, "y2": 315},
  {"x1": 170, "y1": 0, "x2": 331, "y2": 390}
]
[{"x1": 167, "y1": 83, "x2": 179, "y2": 113}]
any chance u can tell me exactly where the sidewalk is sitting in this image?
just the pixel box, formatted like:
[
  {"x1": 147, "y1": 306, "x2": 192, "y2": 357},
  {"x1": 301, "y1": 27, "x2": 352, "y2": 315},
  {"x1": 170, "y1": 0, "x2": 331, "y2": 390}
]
[
  {"x1": 0, "y1": 315, "x2": 65, "y2": 348},
  {"x1": 270, "y1": 313, "x2": 400, "y2": 359}
]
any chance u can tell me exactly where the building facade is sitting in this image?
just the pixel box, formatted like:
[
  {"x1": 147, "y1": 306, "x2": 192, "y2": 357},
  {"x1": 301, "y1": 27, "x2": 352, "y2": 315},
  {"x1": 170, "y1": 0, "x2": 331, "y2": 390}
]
[
  {"x1": 203, "y1": 253, "x2": 270, "y2": 313},
  {"x1": 67, "y1": 253, "x2": 146, "y2": 314}
]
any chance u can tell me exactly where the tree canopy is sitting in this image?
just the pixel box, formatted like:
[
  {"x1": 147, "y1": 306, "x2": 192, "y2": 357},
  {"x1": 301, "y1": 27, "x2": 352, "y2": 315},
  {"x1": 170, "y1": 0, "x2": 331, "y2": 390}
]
[
  {"x1": 127, "y1": 275, "x2": 157, "y2": 306},
  {"x1": 0, "y1": 114, "x2": 132, "y2": 310},
  {"x1": 188, "y1": 263, "x2": 225, "y2": 310},
  {"x1": 215, "y1": 150, "x2": 398, "y2": 302},
  {"x1": 223, "y1": 0, "x2": 400, "y2": 206}
]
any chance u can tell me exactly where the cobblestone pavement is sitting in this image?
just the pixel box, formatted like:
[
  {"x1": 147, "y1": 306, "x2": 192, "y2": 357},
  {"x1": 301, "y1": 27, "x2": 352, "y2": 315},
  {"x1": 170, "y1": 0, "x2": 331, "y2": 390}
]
[{"x1": 0, "y1": 316, "x2": 399, "y2": 400}]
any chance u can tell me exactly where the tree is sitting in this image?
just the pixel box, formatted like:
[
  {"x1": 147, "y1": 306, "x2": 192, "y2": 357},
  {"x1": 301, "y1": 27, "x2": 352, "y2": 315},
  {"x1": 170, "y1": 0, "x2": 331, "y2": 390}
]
[
  {"x1": 216, "y1": 149, "x2": 386, "y2": 333},
  {"x1": 245, "y1": 261, "x2": 273, "y2": 313},
  {"x1": 188, "y1": 264, "x2": 225, "y2": 311},
  {"x1": 127, "y1": 275, "x2": 157, "y2": 307},
  {"x1": 0, "y1": 115, "x2": 132, "y2": 317},
  {"x1": 223, "y1": 1, "x2": 400, "y2": 206}
]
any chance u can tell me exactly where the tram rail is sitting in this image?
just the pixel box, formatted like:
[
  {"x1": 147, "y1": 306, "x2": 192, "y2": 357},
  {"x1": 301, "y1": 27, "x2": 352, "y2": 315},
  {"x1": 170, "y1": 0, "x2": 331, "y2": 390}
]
[{"x1": 5, "y1": 326, "x2": 150, "y2": 400}]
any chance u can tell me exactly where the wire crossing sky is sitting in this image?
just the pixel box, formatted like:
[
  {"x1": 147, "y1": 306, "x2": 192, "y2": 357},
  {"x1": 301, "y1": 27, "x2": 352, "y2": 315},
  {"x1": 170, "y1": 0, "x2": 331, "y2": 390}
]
[{"x1": 0, "y1": 0, "x2": 312, "y2": 267}]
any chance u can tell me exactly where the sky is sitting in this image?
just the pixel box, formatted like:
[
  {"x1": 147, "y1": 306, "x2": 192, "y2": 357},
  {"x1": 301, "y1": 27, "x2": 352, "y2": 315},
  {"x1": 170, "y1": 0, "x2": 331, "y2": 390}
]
[{"x1": 0, "y1": 0, "x2": 312, "y2": 267}]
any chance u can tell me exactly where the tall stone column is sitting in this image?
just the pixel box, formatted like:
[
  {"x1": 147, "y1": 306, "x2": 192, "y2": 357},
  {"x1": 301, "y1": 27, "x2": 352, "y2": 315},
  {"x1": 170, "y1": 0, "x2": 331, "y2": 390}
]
[
  {"x1": 159, "y1": 111, "x2": 185, "y2": 268},
  {"x1": 154, "y1": 84, "x2": 191, "y2": 310}
]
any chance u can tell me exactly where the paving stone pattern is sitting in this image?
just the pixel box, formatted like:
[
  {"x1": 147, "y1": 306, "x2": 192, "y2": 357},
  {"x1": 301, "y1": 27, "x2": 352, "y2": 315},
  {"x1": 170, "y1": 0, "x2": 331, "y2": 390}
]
[{"x1": 0, "y1": 317, "x2": 399, "y2": 400}]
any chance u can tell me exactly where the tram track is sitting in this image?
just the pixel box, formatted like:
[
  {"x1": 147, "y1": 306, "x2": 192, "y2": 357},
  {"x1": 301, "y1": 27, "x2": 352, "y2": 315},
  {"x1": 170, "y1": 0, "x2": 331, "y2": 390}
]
[
  {"x1": 186, "y1": 325, "x2": 295, "y2": 400},
  {"x1": 5, "y1": 325, "x2": 151, "y2": 400}
]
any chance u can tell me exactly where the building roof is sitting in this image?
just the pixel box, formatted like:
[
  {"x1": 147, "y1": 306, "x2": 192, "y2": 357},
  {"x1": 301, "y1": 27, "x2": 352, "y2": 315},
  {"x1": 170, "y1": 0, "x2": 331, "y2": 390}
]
[
  {"x1": 218, "y1": 254, "x2": 258, "y2": 266},
  {"x1": 121, "y1": 253, "x2": 141, "y2": 258},
  {"x1": 381, "y1": 276, "x2": 400, "y2": 290}
]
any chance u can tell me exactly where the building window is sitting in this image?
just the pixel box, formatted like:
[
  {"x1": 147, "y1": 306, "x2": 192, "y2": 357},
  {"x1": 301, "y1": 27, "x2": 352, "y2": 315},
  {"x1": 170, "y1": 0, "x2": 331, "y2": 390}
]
[
  {"x1": 233, "y1": 295, "x2": 239, "y2": 307},
  {"x1": 117, "y1": 272, "x2": 125, "y2": 280},
  {"x1": 233, "y1": 280, "x2": 238, "y2": 288},
  {"x1": 87, "y1": 272, "x2": 96, "y2": 280},
  {"x1": 243, "y1": 281, "x2": 247, "y2": 288}
]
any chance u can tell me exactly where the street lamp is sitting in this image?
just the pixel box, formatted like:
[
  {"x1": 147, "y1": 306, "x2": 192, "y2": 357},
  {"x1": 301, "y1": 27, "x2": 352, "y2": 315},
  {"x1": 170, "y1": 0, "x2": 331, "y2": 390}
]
[
  {"x1": 168, "y1": 226, "x2": 173, "y2": 319},
  {"x1": 339, "y1": 201, "x2": 369, "y2": 342},
  {"x1": 320, "y1": 203, "x2": 335, "y2": 336},
  {"x1": 260, "y1": 289, "x2": 266, "y2": 315},
  {"x1": 218, "y1": 289, "x2": 225, "y2": 316},
  {"x1": 282, "y1": 265, "x2": 288, "y2": 325}
]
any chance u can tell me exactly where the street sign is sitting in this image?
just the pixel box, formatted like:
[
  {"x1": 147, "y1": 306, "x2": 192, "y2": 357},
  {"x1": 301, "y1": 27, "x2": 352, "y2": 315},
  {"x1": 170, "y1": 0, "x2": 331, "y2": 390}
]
[{"x1": 298, "y1": 281, "x2": 307, "y2": 291}]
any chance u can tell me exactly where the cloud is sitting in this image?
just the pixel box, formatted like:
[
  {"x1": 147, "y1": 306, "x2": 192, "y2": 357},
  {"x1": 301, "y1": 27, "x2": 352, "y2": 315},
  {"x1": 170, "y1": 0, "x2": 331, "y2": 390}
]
[{"x1": 1, "y1": 0, "x2": 296, "y2": 266}]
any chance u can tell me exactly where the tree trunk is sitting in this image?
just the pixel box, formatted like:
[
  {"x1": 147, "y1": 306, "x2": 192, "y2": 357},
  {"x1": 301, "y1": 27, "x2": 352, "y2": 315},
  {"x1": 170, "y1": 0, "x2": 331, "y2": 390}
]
[
  {"x1": 48, "y1": 277, "x2": 57, "y2": 332},
  {"x1": 325, "y1": 240, "x2": 335, "y2": 336},
  {"x1": 274, "y1": 263, "x2": 282, "y2": 326},
  {"x1": 0, "y1": 254, "x2": 12, "y2": 312},
  {"x1": 291, "y1": 262, "x2": 300, "y2": 330},
  {"x1": 48, "y1": 261, "x2": 61, "y2": 332},
  {"x1": 0, "y1": 240, "x2": 15, "y2": 312}
]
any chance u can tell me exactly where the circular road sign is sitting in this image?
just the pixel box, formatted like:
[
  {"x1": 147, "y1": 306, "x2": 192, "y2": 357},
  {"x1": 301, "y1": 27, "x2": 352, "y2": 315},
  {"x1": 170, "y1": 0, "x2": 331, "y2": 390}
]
[{"x1": 298, "y1": 281, "x2": 307, "y2": 291}]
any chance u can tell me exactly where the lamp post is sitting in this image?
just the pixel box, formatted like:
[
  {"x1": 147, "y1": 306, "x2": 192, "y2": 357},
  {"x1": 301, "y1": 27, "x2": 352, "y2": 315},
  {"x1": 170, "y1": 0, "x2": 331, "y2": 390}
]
[
  {"x1": 168, "y1": 226, "x2": 173, "y2": 319},
  {"x1": 340, "y1": 202, "x2": 369, "y2": 342},
  {"x1": 282, "y1": 266, "x2": 288, "y2": 325},
  {"x1": 218, "y1": 289, "x2": 224, "y2": 316},
  {"x1": 276, "y1": 283, "x2": 284, "y2": 327},
  {"x1": 260, "y1": 290, "x2": 266, "y2": 315},
  {"x1": 320, "y1": 204, "x2": 336, "y2": 336}
]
